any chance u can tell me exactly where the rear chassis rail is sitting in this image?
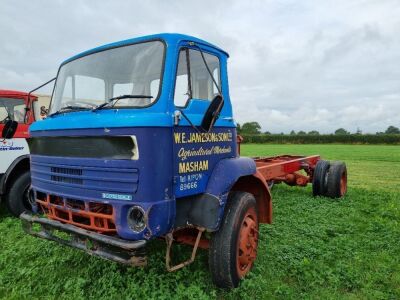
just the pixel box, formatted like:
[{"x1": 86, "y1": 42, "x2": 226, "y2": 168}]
[{"x1": 254, "y1": 154, "x2": 320, "y2": 186}]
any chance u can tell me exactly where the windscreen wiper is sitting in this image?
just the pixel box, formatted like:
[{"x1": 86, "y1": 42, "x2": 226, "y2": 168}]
[
  {"x1": 92, "y1": 95, "x2": 153, "y2": 111},
  {"x1": 47, "y1": 105, "x2": 90, "y2": 118}
]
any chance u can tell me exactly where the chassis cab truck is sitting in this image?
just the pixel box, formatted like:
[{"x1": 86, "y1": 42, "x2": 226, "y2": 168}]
[
  {"x1": 13, "y1": 34, "x2": 347, "y2": 289},
  {"x1": 0, "y1": 90, "x2": 40, "y2": 216}
]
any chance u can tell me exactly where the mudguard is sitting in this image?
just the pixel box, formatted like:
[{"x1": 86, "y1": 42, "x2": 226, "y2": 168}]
[
  {"x1": 173, "y1": 157, "x2": 256, "y2": 231},
  {"x1": 206, "y1": 157, "x2": 256, "y2": 197},
  {"x1": 199, "y1": 157, "x2": 257, "y2": 230}
]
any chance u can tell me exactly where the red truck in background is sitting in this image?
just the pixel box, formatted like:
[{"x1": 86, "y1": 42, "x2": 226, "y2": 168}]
[{"x1": 0, "y1": 89, "x2": 40, "y2": 216}]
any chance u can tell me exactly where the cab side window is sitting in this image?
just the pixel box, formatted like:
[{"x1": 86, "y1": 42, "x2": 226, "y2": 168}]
[
  {"x1": 174, "y1": 50, "x2": 190, "y2": 107},
  {"x1": 174, "y1": 48, "x2": 220, "y2": 107}
]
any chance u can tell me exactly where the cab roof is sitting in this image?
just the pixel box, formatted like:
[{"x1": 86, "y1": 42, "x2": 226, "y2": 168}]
[
  {"x1": 62, "y1": 33, "x2": 229, "y2": 65},
  {"x1": 0, "y1": 89, "x2": 37, "y2": 98}
]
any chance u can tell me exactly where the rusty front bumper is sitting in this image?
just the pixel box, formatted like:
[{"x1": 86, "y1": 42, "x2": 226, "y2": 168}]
[{"x1": 20, "y1": 212, "x2": 147, "y2": 267}]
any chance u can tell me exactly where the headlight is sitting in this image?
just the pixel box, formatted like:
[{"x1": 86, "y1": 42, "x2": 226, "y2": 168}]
[{"x1": 127, "y1": 206, "x2": 146, "y2": 233}]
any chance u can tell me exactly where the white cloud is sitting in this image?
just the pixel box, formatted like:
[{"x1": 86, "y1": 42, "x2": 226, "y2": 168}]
[{"x1": 0, "y1": 0, "x2": 399, "y2": 133}]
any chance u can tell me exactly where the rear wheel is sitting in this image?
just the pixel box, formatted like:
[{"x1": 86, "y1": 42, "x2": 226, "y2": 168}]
[
  {"x1": 312, "y1": 160, "x2": 330, "y2": 196},
  {"x1": 209, "y1": 192, "x2": 259, "y2": 289},
  {"x1": 6, "y1": 171, "x2": 32, "y2": 217},
  {"x1": 326, "y1": 161, "x2": 347, "y2": 198}
]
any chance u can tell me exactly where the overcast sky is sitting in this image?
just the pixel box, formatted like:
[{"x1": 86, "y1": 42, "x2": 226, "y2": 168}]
[{"x1": 1, "y1": 0, "x2": 399, "y2": 133}]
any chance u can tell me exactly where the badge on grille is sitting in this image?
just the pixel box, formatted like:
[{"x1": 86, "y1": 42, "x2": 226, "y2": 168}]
[{"x1": 101, "y1": 193, "x2": 132, "y2": 201}]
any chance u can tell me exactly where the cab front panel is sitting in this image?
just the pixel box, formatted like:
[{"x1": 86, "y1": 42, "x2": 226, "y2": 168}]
[{"x1": 29, "y1": 127, "x2": 174, "y2": 240}]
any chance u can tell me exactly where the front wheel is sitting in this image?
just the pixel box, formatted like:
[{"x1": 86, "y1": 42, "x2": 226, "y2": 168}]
[
  {"x1": 209, "y1": 192, "x2": 259, "y2": 289},
  {"x1": 6, "y1": 171, "x2": 32, "y2": 217}
]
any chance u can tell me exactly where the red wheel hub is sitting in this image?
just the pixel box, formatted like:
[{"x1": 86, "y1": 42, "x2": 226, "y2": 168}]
[
  {"x1": 236, "y1": 207, "x2": 258, "y2": 278},
  {"x1": 340, "y1": 172, "x2": 347, "y2": 196}
]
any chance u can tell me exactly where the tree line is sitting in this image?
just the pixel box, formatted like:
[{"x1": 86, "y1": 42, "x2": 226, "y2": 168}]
[{"x1": 237, "y1": 122, "x2": 400, "y2": 135}]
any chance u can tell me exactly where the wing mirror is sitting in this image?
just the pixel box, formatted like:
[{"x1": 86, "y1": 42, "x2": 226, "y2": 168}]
[
  {"x1": 2, "y1": 120, "x2": 18, "y2": 139},
  {"x1": 201, "y1": 95, "x2": 224, "y2": 132}
]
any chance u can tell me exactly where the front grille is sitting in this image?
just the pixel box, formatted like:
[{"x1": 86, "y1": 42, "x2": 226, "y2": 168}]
[
  {"x1": 30, "y1": 157, "x2": 139, "y2": 197},
  {"x1": 36, "y1": 192, "x2": 116, "y2": 233},
  {"x1": 51, "y1": 167, "x2": 83, "y2": 176},
  {"x1": 51, "y1": 175, "x2": 83, "y2": 185},
  {"x1": 50, "y1": 167, "x2": 84, "y2": 184}
]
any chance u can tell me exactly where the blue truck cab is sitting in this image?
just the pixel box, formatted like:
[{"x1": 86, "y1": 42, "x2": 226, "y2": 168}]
[{"x1": 20, "y1": 34, "x2": 273, "y2": 288}]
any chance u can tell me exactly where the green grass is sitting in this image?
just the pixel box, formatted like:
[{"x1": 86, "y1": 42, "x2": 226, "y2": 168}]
[{"x1": 1, "y1": 144, "x2": 399, "y2": 299}]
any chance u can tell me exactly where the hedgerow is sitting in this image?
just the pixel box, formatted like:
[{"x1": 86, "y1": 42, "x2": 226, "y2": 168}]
[{"x1": 240, "y1": 134, "x2": 400, "y2": 144}]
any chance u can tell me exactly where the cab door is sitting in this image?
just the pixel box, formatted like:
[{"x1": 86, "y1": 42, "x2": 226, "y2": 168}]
[
  {"x1": 172, "y1": 46, "x2": 236, "y2": 198},
  {"x1": 0, "y1": 95, "x2": 30, "y2": 174}
]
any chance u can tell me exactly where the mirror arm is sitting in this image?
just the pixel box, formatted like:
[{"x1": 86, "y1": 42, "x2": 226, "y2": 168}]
[
  {"x1": 189, "y1": 43, "x2": 224, "y2": 132},
  {"x1": 179, "y1": 109, "x2": 203, "y2": 134},
  {"x1": 25, "y1": 77, "x2": 56, "y2": 124}
]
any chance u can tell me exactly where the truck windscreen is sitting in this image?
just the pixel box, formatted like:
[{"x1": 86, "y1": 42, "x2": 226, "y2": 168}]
[{"x1": 50, "y1": 41, "x2": 165, "y2": 114}]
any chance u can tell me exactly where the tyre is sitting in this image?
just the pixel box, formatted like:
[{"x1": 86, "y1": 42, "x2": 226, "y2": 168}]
[
  {"x1": 209, "y1": 191, "x2": 259, "y2": 289},
  {"x1": 326, "y1": 161, "x2": 347, "y2": 198},
  {"x1": 312, "y1": 160, "x2": 330, "y2": 196},
  {"x1": 6, "y1": 171, "x2": 32, "y2": 217}
]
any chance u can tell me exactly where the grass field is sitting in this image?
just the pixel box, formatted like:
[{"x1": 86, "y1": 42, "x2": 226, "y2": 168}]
[{"x1": 1, "y1": 144, "x2": 399, "y2": 299}]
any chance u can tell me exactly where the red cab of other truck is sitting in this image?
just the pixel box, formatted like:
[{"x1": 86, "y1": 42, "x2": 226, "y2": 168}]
[{"x1": 0, "y1": 89, "x2": 39, "y2": 216}]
